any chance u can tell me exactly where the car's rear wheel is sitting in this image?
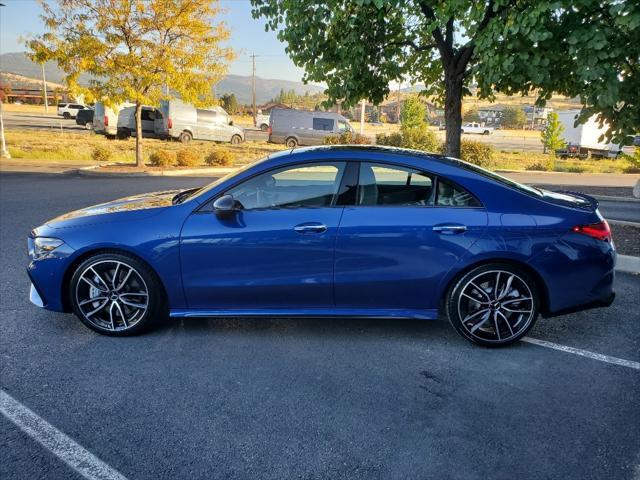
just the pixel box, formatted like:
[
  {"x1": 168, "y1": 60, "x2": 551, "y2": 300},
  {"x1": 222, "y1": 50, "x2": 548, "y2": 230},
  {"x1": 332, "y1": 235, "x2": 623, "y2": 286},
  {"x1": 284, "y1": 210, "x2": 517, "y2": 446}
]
[
  {"x1": 63, "y1": 112, "x2": 71, "y2": 119},
  {"x1": 230, "y1": 134, "x2": 242, "y2": 145},
  {"x1": 69, "y1": 253, "x2": 165, "y2": 336},
  {"x1": 260, "y1": 123, "x2": 269, "y2": 132},
  {"x1": 446, "y1": 263, "x2": 539, "y2": 347},
  {"x1": 285, "y1": 136, "x2": 298, "y2": 147},
  {"x1": 85, "y1": 122, "x2": 93, "y2": 130}
]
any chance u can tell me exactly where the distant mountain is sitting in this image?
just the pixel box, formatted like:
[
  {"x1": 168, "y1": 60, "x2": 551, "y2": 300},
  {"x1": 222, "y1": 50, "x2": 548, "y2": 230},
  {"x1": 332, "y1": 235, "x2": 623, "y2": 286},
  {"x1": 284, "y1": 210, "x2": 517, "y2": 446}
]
[{"x1": 0, "y1": 51, "x2": 324, "y2": 104}]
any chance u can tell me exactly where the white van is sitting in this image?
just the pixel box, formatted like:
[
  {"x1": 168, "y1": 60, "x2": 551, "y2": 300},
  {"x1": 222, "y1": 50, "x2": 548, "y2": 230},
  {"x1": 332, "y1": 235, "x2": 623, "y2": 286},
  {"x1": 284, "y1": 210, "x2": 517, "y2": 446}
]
[
  {"x1": 155, "y1": 99, "x2": 244, "y2": 144},
  {"x1": 116, "y1": 105, "x2": 162, "y2": 139},
  {"x1": 93, "y1": 101, "x2": 129, "y2": 137}
]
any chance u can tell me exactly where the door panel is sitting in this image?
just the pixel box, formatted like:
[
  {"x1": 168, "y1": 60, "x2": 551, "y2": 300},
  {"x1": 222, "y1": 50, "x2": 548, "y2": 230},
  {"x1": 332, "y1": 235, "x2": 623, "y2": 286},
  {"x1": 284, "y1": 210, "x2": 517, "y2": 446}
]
[
  {"x1": 334, "y1": 207, "x2": 488, "y2": 310},
  {"x1": 180, "y1": 161, "x2": 347, "y2": 310},
  {"x1": 181, "y1": 208, "x2": 343, "y2": 309}
]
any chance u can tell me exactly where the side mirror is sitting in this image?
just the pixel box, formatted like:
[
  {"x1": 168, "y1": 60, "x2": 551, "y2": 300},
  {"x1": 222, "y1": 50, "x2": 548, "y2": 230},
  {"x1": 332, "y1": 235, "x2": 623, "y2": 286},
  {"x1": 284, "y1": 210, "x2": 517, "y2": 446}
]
[
  {"x1": 213, "y1": 194, "x2": 238, "y2": 217},
  {"x1": 228, "y1": 120, "x2": 234, "y2": 126}
]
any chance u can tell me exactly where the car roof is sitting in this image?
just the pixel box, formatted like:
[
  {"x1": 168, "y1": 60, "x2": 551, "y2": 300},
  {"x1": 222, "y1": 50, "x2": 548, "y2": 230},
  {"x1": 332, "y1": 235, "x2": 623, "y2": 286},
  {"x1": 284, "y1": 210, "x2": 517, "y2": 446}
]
[{"x1": 272, "y1": 145, "x2": 448, "y2": 164}]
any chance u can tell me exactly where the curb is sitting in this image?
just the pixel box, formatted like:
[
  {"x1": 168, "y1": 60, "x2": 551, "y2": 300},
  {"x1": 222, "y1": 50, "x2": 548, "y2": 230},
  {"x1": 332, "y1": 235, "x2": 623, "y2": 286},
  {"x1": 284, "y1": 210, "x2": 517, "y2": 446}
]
[
  {"x1": 74, "y1": 164, "x2": 234, "y2": 177},
  {"x1": 592, "y1": 195, "x2": 640, "y2": 203},
  {"x1": 616, "y1": 255, "x2": 640, "y2": 275}
]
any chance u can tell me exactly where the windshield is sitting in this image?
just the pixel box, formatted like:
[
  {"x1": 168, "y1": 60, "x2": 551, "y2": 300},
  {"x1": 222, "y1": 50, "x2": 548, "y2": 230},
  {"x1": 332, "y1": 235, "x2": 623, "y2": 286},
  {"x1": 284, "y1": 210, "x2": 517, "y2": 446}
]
[{"x1": 442, "y1": 157, "x2": 542, "y2": 197}]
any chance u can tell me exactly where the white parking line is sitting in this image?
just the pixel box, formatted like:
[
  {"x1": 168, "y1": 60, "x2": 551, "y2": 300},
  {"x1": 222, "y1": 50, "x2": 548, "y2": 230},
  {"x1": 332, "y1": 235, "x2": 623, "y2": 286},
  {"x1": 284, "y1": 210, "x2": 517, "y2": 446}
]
[
  {"x1": 522, "y1": 337, "x2": 640, "y2": 370},
  {"x1": 0, "y1": 389, "x2": 128, "y2": 480}
]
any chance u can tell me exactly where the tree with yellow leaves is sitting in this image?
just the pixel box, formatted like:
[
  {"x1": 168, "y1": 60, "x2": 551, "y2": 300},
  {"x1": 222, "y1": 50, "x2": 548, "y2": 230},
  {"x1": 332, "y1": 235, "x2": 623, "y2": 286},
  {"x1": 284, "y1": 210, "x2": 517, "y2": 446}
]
[{"x1": 28, "y1": 0, "x2": 233, "y2": 167}]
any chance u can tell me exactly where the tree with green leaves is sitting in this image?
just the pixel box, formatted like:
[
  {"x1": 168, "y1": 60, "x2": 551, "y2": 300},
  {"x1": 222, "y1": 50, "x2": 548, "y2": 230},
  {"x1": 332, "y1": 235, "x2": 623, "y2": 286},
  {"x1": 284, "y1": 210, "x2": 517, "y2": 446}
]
[
  {"x1": 541, "y1": 112, "x2": 566, "y2": 154},
  {"x1": 29, "y1": 0, "x2": 233, "y2": 167},
  {"x1": 220, "y1": 93, "x2": 239, "y2": 115},
  {"x1": 501, "y1": 106, "x2": 527, "y2": 129},
  {"x1": 251, "y1": 0, "x2": 639, "y2": 158},
  {"x1": 400, "y1": 97, "x2": 426, "y2": 131}
]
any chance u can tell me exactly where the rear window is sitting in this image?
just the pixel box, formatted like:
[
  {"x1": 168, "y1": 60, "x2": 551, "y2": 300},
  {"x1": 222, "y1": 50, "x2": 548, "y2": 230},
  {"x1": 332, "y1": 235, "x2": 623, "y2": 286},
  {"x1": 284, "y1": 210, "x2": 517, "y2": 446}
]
[
  {"x1": 313, "y1": 118, "x2": 334, "y2": 131},
  {"x1": 443, "y1": 157, "x2": 542, "y2": 197}
]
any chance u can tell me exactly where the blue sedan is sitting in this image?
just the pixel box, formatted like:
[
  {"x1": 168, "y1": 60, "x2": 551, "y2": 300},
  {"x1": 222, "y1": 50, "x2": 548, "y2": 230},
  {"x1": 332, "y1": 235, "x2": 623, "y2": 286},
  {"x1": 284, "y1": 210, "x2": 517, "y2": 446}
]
[{"x1": 27, "y1": 146, "x2": 616, "y2": 346}]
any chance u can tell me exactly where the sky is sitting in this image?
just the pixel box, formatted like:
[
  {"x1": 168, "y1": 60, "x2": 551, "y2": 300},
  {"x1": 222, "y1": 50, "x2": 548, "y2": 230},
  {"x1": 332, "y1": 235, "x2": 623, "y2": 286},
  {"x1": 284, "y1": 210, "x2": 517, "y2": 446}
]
[{"x1": 0, "y1": 0, "x2": 307, "y2": 82}]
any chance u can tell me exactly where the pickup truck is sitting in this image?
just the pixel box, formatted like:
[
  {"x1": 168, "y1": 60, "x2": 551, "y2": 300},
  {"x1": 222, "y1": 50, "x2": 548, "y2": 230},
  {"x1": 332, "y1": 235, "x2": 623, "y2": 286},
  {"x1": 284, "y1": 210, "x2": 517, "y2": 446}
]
[
  {"x1": 460, "y1": 122, "x2": 493, "y2": 135},
  {"x1": 255, "y1": 113, "x2": 270, "y2": 131}
]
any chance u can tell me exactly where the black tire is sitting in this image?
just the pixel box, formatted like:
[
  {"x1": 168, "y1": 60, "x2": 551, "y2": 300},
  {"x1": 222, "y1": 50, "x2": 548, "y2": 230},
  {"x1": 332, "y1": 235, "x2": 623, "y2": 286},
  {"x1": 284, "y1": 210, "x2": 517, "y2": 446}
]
[
  {"x1": 179, "y1": 131, "x2": 192, "y2": 143},
  {"x1": 285, "y1": 136, "x2": 298, "y2": 148},
  {"x1": 69, "y1": 252, "x2": 166, "y2": 336},
  {"x1": 483, "y1": 130, "x2": 490, "y2": 135},
  {"x1": 460, "y1": 129, "x2": 465, "y2": 135},
  {"x1": 85, "y1": 122, "x2": 93, "y2": 130},
  {"x1": 116, "y1": 128, "x2": 130, "y2": 140},
  {"x1": 230, "y1": 134, "x2": 242, "y2": 145},
  {"x1": 260, "y1": 123, "x2": 269, "y2": 132},
  {"x1": 445, "y1": 263, "x2": 540, "y2": 347},
  {"x1": 63, "y1": 112, "x2": 71, "y2": 119}
]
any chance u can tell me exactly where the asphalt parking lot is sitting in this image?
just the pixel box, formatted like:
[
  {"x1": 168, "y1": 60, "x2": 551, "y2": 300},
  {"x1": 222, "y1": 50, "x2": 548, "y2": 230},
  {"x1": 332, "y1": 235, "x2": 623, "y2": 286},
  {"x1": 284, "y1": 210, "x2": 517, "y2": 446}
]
[{"x1": 1, "y1": 172, "x2": 639, "y2": 480}]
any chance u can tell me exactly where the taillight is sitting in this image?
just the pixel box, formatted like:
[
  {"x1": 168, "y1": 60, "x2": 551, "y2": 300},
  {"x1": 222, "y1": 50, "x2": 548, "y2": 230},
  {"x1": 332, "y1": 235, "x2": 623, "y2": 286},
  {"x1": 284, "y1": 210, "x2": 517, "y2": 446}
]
[
  {"x1": 572, "y1": 220, "x2": 611, "y2": 242},
  {"x1": 168, "y1": 117, "x2": 173, "y2": 129},
  {"x1": 104, "y1": 115, "x2": 109, "y2": 126},
  {"x1": 268, "y1": 126, "x2": 272, "y2": 135}
]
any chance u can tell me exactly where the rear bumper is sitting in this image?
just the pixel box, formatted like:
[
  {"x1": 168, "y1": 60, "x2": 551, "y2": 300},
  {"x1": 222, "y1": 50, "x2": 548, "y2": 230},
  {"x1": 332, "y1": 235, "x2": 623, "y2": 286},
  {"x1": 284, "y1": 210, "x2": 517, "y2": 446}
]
[{"x1": 543, "y1": 289, "x2": 615, "y2": 318}]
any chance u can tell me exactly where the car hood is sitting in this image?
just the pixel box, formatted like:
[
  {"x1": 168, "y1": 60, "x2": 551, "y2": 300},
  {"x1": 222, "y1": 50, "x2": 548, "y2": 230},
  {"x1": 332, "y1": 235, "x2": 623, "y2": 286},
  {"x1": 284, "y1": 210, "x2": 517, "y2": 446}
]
[{"x1": 45, "y1": 190, "x2": 180, "y2": 229}]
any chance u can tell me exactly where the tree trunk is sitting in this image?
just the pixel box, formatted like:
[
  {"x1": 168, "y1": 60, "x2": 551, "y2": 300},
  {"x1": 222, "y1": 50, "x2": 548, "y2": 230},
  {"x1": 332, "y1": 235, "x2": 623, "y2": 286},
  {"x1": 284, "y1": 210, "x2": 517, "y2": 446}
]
[
  {"x1": 135, "y1": 101, "x2": 143, "y2": 168},
  {"x1": 443, "y1": 70, "x2": 463, "y2": 158}
]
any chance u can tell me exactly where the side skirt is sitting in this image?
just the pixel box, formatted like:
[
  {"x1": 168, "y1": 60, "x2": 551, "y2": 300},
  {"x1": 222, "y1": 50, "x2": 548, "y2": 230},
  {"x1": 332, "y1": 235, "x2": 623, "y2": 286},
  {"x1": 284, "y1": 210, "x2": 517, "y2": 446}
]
[{"x1": 169, "y1": 308, "x2": 440, "y2": 320}]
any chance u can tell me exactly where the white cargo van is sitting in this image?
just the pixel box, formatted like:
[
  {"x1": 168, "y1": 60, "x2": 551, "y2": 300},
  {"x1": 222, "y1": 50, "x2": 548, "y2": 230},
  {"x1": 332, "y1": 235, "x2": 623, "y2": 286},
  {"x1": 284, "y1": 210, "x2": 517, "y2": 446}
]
[
  {"x1": 116, "y1": 105, "x2": 161, "y2": 139},
  {"x1": 556, "y1": 110, "x2": 622, "y2": 158},
  {"x1": 155, "y1": 99, "x2": 244, "y2": 144},
  {"x1": 93, "y1": 101, "x2": 130, "y2": 137}
]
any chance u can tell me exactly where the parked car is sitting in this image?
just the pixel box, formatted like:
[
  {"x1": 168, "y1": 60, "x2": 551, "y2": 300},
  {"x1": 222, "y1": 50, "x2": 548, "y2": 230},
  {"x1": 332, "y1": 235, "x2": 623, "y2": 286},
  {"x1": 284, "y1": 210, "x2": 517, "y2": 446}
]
[
  {"x1": 556, "y1": 110, "x2": 621, "y2": 158},
  {"x1": 75, "y1": 108, "x2": 95, "y2": 129},
  {"x1": 27, "y1": 146, "x2": 615, "y2": 346},
  {"x1": 57, "y1": 103, "x2": 88, "y2": 119},
  {"x1": 155, "y1": 99, "x2": 244, "y2": 144},
  {"x1": 255, "y1": 111, "x2": 270, "y2": 131},
  {"x1": 269, "y1": 108, "x2": 354, "y2": 147},
  {"x1": 116, "y1": 105, "x2": 162, "y2": 139},
  {"x1": 460, "y1": 122, "x2": 493, "y2": 135}
]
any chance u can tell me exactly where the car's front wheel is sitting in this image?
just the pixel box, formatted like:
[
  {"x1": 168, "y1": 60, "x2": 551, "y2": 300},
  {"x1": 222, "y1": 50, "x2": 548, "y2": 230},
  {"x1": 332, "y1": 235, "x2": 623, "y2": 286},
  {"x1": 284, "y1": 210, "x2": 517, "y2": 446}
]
[
  {"x1": 446, "y1": 263, "x2": 539, "y2": 347},
  {"x1": 69, "y1": 252, "x2": 165, "y2": 336}
]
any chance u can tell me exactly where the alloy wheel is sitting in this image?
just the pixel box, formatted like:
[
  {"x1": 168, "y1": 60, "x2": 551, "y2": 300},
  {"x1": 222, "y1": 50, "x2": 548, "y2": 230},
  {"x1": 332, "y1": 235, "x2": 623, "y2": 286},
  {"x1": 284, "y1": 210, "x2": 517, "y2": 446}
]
[
  {"x1": 456, "y1": 270, "x2": 535, "y2": 344},
  {"x1": 75, "y1": 260, "x2": 149, "y2": 332}
]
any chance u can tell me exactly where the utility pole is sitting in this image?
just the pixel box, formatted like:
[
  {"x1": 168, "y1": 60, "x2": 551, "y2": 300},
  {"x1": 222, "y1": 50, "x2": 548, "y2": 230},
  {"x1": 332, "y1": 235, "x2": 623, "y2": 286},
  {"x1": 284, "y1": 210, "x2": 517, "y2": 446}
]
[
  {"x1": 0, "y1": 99, "x2": 10, "y2": 159},
  {"x1": 251, "y1": 53, "x2": 257, "y2": 127},
  {"x1": 41, "y1": 63, "x2": 49, "y2": 112},
  {"x1": 360, "y1": 99, "x2": 366, "y2": 135}
]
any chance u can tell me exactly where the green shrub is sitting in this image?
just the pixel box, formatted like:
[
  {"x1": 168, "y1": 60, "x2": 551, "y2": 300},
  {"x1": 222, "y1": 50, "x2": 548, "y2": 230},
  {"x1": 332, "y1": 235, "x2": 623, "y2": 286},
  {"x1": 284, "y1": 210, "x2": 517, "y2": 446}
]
[
  {"x1": 176, "y1": 149, "x2": 201, "y2": 167},
  {"x1": 459, "y1": 140, "x2": 495, "y2": 168},
  {"x1": 205, "y1": 149, "x2": 235, "y2": 166},
  {"x1": 375, "y1": 132, "x2": 403, "y2": 147},
  {"x1": 525, "y1": 162, "x2": 550, "y2": 171},
  {"x1": 323, "y1": 132, "x2": 372, "y2": 145},
  {"x1": 375, "y1": 128, "x2": 438, "y2": 151},
  {"x1": 401, "y1": 127, "x2": 439, "y2": 151},
  {"x1": 621, "y1": 150, "x2": 640, "y2": 173},
  {"x1": 148, "y1": 150, "x2": 175, "y2": 167},
  {"x1": 91, "y1": 145, "x2": 112, "y2": 163}
]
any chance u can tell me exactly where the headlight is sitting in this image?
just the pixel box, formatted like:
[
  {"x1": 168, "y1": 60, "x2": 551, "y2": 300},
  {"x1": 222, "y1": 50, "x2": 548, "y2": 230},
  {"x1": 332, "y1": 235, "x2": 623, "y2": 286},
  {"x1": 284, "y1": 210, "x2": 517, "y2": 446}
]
[{"x1": 33, "y1": 237, "x2": 64, "y2": 259}]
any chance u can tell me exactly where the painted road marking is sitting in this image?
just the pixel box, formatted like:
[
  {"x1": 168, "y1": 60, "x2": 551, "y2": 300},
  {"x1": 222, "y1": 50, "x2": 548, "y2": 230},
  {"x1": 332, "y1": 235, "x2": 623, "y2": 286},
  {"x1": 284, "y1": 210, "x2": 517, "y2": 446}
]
[
  {"x1": 522, "y1": 337, "x2": 640, "y2": 370},
  {"x1": 0, "y1": 389, "x2": 128, "y2": 480}
]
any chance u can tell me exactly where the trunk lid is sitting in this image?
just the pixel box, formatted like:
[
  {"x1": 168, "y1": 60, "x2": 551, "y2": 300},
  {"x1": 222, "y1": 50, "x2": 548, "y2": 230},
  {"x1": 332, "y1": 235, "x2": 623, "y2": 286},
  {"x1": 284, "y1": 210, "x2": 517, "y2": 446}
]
[{"x1": 540, "y1": 189, "x2": 599, "y2": 211}]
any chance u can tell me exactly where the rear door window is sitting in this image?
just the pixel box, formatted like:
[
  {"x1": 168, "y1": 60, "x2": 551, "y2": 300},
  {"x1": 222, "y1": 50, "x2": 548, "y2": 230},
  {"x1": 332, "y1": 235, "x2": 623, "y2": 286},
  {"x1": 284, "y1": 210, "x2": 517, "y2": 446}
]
[
  {"x1": 357, "y1": 163, "x2": 434, "y2": 206},
  {"x1": 435, "y1": 178, "x2": 482, "y2": 207}
]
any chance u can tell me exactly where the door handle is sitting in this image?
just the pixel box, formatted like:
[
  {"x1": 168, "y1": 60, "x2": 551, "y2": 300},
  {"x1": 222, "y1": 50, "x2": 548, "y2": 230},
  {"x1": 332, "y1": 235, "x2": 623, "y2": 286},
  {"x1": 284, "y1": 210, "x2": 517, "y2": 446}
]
[
  {"x1": 432, "y1": 224, "x2": 467, "y2": 234},
  {"x1": 294, "y1": 223, "x2": 327, "y2": 234}
]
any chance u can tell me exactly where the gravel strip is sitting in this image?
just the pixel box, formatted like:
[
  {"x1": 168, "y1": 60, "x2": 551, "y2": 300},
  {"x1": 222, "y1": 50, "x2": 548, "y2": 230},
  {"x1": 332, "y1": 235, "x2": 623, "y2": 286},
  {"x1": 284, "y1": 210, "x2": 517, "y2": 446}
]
[{"x1": 611, "y1": 224, "x2": 640, "y2": 257}]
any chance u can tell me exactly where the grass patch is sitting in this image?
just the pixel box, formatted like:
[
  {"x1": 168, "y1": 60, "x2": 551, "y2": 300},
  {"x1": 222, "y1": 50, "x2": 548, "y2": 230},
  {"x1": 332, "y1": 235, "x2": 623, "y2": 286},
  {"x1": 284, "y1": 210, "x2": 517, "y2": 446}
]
[{"x1": 4, "y1": 128, "x2": 286, "y2": 167}]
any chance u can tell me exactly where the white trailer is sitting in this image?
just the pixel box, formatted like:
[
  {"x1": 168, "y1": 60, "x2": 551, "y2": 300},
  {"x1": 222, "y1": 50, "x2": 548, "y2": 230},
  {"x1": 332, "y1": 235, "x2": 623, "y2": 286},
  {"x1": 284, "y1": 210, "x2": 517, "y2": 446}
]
[{"x1": 557, "y1": 110, "x2": 621, "y2": 158}]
